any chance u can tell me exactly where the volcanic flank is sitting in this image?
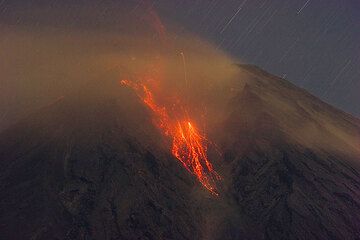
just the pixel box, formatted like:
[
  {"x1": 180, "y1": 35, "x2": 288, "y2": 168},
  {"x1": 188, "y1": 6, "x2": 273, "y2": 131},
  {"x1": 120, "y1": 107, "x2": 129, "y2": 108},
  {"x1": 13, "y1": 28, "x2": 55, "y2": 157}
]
[{"x1": 1, "y1": 61, "x2": 360, "y2": 239}]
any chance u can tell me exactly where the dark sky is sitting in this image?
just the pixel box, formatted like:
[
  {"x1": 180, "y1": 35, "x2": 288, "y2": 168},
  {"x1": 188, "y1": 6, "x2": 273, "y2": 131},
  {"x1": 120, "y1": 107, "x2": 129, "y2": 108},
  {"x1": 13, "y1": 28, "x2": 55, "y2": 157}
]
[
  {"x1": 154, "y1": 0, "x2": 360, "y2": 116},
  {"x1": 0, "y1": 0, "x2": 359, "y2": 117}
]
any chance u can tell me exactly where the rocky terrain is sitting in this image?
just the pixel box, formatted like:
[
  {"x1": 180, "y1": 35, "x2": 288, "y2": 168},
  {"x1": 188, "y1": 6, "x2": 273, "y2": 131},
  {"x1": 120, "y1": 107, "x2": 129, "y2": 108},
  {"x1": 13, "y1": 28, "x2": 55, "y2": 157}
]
[{"x1": 1, "y1": 65, "x2": 360, "y2": 240}]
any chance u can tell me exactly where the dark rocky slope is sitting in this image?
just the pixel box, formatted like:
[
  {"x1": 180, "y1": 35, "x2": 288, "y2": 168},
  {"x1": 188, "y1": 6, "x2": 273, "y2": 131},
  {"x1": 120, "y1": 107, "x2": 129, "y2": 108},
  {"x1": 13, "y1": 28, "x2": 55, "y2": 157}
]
[{"x1": 1, "y1": 65, "x2": 360, "y2": 240}]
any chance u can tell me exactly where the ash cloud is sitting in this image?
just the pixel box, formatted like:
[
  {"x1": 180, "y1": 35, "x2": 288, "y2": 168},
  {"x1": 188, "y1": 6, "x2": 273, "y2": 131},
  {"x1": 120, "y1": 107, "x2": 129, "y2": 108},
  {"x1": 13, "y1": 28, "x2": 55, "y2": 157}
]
[{"x1": 0, "y1": 3, "x2": 242, "y2": 131}]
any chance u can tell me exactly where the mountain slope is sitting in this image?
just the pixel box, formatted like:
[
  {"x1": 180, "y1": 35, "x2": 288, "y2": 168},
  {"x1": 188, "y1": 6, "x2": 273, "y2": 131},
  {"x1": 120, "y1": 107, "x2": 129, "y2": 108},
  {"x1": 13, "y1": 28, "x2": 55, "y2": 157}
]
[
  {"x1": 219, "y1": 65, "x2": 360, "y2": 239},
  {"x1": 1, "y1": 65, "x2": 360, "y2": 240}
]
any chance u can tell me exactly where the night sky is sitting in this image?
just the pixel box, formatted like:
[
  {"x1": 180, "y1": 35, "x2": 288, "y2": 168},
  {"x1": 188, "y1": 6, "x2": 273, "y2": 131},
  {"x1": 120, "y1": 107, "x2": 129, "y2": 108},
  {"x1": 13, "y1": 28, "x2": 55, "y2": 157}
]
[{"x1": 0, "y1": 0, "x2": 359, "y2": 124}]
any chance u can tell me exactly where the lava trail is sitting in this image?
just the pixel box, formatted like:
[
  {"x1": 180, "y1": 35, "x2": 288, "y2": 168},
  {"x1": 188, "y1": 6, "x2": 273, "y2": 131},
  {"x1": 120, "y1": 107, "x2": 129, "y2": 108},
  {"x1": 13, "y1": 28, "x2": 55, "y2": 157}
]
[{"x1": 120, "y1": 79, "x2": 221, "y2": 195}]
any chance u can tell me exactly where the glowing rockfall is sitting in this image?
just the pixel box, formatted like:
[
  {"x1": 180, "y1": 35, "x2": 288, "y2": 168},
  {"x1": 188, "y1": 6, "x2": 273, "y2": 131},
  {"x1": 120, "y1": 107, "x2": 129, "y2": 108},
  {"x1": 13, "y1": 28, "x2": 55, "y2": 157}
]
[{"x1": 120, "y1": 79, "x2": 221, "y2": 195}]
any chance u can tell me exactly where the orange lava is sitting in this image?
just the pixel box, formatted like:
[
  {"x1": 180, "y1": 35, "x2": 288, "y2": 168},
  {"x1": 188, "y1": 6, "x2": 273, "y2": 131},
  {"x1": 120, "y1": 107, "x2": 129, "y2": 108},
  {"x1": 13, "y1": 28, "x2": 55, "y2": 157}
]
[{"x1": 120, "y1": 79, "x2": 221, "y2": 195}]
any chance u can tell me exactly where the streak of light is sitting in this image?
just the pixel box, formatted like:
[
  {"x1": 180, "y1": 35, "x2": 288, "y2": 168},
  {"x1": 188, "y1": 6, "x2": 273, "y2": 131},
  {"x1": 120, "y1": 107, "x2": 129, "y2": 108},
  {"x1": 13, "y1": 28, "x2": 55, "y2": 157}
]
[
  {"x1": 324, "y1": 59, "x2": 352, "y2": 96},
  {"x1": 180, "y1": 52, "x2": 188, "y2": 87},
  {"x1": 297, "y1": 0, "x2": 311, "y2": 14},
  {"x1": 220, "y1": 0, "x2": 247, "y2": 34},
  {"x1": 279, "y1": 38, "x2": 299, "y2": 63}
]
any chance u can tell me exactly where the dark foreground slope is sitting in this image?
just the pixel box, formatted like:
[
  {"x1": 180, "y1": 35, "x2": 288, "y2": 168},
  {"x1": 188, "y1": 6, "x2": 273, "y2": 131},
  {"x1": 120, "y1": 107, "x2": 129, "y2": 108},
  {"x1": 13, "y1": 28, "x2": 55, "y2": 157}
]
[{"x1": 1, "y1": 65, "x2": 360, "y2": 240}]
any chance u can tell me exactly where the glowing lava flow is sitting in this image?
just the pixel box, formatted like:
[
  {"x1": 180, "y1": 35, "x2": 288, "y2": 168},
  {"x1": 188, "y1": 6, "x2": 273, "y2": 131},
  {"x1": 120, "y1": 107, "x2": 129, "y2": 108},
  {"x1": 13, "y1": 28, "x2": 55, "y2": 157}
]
[{"x1": 120, "y1": 79, "x2": 221, "y2": 195}]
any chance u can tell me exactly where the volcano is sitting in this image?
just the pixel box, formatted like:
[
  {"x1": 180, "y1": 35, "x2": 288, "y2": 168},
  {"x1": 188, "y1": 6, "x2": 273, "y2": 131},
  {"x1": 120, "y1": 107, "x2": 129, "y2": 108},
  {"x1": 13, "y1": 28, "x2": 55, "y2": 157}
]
[{"x1": 1, "y1": 64, "x2": 360, "y2": 240}]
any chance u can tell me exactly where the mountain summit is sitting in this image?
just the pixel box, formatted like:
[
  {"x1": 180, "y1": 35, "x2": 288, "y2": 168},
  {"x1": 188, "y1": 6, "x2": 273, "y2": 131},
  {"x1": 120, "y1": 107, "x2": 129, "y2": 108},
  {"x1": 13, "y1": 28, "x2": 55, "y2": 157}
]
[{"x1": 1, "y1": 65, "x2": 360, "y2": 240}]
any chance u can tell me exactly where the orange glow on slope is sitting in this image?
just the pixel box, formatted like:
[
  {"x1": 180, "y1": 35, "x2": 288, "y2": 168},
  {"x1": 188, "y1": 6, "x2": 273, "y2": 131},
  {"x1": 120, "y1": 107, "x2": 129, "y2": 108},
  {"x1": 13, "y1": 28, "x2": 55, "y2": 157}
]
[{"x1": 120, "y1": 79, "x2": 221, "y2": 195}]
